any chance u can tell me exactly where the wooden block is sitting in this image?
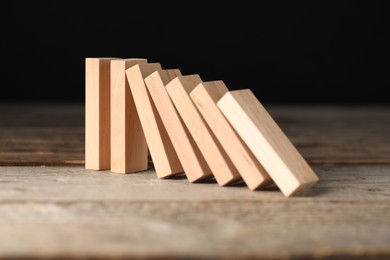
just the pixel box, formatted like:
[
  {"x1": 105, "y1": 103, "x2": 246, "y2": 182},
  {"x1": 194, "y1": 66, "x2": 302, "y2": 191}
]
[
  {"x1": 110, "y1": 58, "x2": 148, "y2": 173},
  {"x1": 217, "y1": 89, "x2": 319, "y2": 196},
  {"x1": 190, "y1": 81, "x2": 272, "y2": 190},
  {"x1": 144, "y1": 70, "x2": 212, "y2": 182},
  {"x1": 126, "y1": 64, "x2": 184, "y2": 178},
  {"x1": 166, "y1": 75, "x2": 240, "y2": 186},
  {"x1": 85, "y1": 58, "x2": 117, "y2": 170}
]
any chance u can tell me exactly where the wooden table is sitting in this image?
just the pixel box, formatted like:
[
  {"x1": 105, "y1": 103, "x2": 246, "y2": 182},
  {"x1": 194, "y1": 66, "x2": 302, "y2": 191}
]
[{"x1": 0, "y1": 103, "x2": 389, "y2": 259}]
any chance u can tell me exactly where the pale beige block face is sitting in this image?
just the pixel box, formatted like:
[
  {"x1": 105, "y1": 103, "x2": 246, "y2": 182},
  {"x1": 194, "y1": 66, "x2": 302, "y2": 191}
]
[
  {"x1": 126, "y1": 64, "x2": 184, "y2": 178},
  {"x1": 144, "y1": 70, "x2": 212, "y2": 182},
  {"x1": 85, "y1": 58, "x2": 117, "y2": 170},
  {"x1": 166, "y1": 75, "x2": 240, "y2": 186},
  {"x1": 217, "y1": 89, "x2": 319, "y2": 196},
  {"x1": 190, "y1": 81, "x2": 272, "y2": 190},
  {"x1": 110, "y1": 59, "x2": 147, "y2": 174}
]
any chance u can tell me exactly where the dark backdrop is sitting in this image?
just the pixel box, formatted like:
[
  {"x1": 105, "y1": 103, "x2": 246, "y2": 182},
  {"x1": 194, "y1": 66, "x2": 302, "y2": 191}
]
[{"x1": 2, "y1": 1, "x2": 389, "y2": 104}]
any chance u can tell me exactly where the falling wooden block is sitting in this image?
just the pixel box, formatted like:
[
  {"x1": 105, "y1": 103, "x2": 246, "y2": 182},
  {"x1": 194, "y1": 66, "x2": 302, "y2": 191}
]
[
  {"x1": 217, "y1": 89, "x2": 319, "y2": 196},
  {"x1": 190, "y1": 81, "x2": 272, "y2": 190},
  {"x1": 110, "y1": 58, "x2": 148, "y2": 173},
  {"x1": 126, "y1": 64, "x2": 184, "y2": 178},
  {"x1": 166, "y1": 75, "x2": 240, "y2": 186},
  {"x1": 144, "y1": 70, "x2": 212, "y2": 182},
  {"x1": 85, "y1": 58, "x2": 117, "y2": 170}
]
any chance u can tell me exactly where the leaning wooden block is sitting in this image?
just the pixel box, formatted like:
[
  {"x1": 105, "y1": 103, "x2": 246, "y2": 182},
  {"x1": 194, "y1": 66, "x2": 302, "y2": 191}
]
[
  {"x1": 190, "y1": 81, "x2": 271, "y2": 190},
  {"x1": 126, "y1": 64, "x2": 184, "y2": 178},
  {"x1": 85, "y1": 58, "x2": 117, "y2": 170},
  {"x1": 144, "y1": 70, "x2": 212, "y2": 182},
  {"x1": 110, "y1": 58, "x2": 148, "y2": 173},
  {"x1": 217, "y1": 89, "x2": 319, "y2": 196},
  {"x1": 166, "y1": 75, "x2": 240, "y2": 186}
]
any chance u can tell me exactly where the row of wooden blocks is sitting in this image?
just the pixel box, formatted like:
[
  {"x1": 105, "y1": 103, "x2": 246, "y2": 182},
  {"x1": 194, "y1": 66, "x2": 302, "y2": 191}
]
[{"x1": 85, "y1": 58, "x2": 319, "y2": 197}]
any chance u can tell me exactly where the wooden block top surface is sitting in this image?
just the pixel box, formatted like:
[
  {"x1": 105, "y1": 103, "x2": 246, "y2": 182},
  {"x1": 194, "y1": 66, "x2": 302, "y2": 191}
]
[
  {"x1": 196, "y1": 80, "x2": 229, "y2": 102},
  {"x1": 145, "y1": 69, "x2": 182, "y2": 90},
  {"x1": 217, "y1": 89, "x2": 319, "y2": 196},
  {"x1": 126, "y1": 63, "x2": 162, "y2": 78},
  {"x1": 110, "y1": 58, "x2": 148, "y2": 68}
]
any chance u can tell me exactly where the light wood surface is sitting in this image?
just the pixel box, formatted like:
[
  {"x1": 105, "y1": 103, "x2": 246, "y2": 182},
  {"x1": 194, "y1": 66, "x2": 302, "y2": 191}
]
[
  {"x1": 144, "y1": 70, "x2": 212, "y2": 182},
  {"x1": 85, "y1": 58, "x2": 116, "y2": 170},
  {"x1": 218, "y1": 89, "x2": 319, "y2": 196},
  {"x1": 1, "y1": 103, "x2": 389, "y2": 259},
  {"x1": 1, "y1": 165, "x2": 389, "y2": 259},
  {"x1": 126, "y1": 64, "x2": 183, "y2": 178},
  {"x1": 110, "y1": 59, "x2": 147, "y2": 173},
  {"x1": 166, "y1": 75, "x2": 240, "y2": 186},
  {"x1": 190, "y1": 81, "x2": 271, "y2": 190}
]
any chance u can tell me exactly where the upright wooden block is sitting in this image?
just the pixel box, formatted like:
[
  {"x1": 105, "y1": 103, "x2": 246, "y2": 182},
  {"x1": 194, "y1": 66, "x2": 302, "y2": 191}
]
[
  {"x1": 190, "y1": 81, "x2": 271, "y2": 190},
  {"x1": 144, "y1": 70, "x2": 212, "y2": 182},
  {"x1": 110, "y1": 58, "x2": 148, "y2": 173},
  {"x1": 166, "y1": 75, "x2": 240, "y2": 186},
  {"x1": 85, "y1": 58, "x2": 117, "y2": 170},
  {"x1": 126, "y1": 64, "x2": 184, "y2": 178},
  {"x1": 217, "y1": 89, "x2": 319, "y2": 196}
]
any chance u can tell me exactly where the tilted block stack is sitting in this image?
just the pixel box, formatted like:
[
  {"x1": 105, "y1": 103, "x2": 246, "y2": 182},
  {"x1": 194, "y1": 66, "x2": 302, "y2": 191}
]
[{"x1": 85, "y1": 58, "x2": 319, "y2": 197}]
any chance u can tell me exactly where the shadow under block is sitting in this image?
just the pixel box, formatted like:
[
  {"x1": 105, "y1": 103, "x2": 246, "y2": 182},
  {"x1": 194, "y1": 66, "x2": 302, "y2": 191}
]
[
  {"x1": 144, "y1": 70, "x2": 212, "y2": 182},
  {"x1": 85, "y1": 58, "x2": 117, "y2": 170},
  {"x1": 166, "y1": 75, "x2": 240, "y2": 186},
  {"x1": 217, "y1": 89, "x2": 319, "y2": 196},
  {"x1": 126, "y1": 64, "x2": 184, "y2": 178},
  {"x1": 190, "y1": 81, "x2": 272, "y2": 190},
  {"x1": 110, "y1": 59, "x2": 148, "y2": 173}
]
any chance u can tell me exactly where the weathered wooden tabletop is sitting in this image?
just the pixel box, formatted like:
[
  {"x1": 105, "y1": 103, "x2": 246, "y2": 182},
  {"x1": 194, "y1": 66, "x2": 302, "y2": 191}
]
[{"x1": 0, "y1": 103, "x2": 389, "y2": 259}]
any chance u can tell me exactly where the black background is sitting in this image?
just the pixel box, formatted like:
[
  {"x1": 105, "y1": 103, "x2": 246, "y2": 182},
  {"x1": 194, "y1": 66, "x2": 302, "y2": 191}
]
[{"x1": 2, "y1": 1, "x2": 389, "y2": 104}]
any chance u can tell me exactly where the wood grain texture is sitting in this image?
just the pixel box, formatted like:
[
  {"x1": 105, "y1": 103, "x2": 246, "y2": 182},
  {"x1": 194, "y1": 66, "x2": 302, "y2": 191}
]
[
  {"x1": 1, "y1": 104, "x2": 389, "y2": 166},
  {"x1": 218, "y1": 89, "x2": 319, "y2": 197},
  {"x1": 144, "y1": 70, "x2": 212, "y2": 182},
  {"x1": 110, "y1": 59, "x2": 147, "y2": 174},
  {"x1": 126, "y1": 64, "x2": 183, "y2": 178},
  {"x1": 1, "y1": 103, "x2": 390, "y2": 258},
  {"x1": 85, "y1": 58, "x2": 116, "y2": 170},
  {"x1": 270, "y1": 106, "x2": 390, "y2": 165},
  {"x1": 190, "y1": 81, "x2": 271, "y2": 190},
  {"x1": 0, "y1": 165, "x2": 389, "y2": 259},
  {"x1": 166, "y1": 75, "x2": 240, "y2": 186}
]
